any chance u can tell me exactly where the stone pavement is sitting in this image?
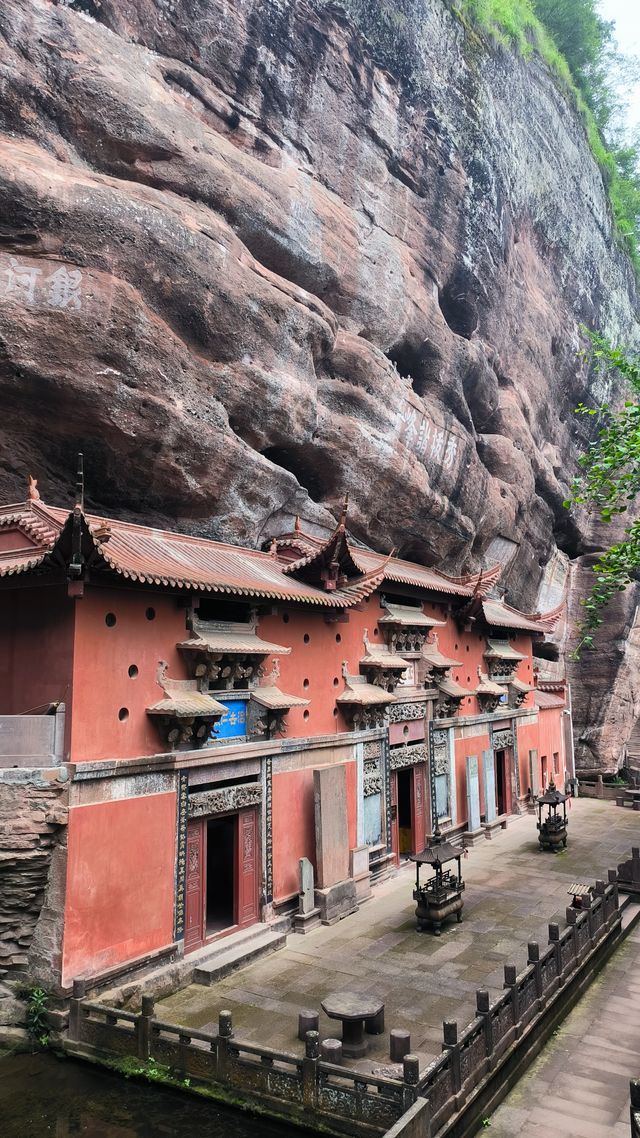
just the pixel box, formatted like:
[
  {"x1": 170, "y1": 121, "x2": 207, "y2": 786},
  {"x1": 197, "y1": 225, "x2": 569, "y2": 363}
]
[
  {"x1": 477, "y1": 919, "x2": 640, "y2": 1138},
  {"x1": 158, "y1": 800, "x2": 639, "y2": 1078}
]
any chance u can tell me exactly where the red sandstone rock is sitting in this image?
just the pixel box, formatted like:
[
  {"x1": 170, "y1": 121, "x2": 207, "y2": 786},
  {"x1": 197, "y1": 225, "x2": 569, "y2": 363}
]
[{"x1": 0, "y1": 0, "x2": 638, "y2": 765}]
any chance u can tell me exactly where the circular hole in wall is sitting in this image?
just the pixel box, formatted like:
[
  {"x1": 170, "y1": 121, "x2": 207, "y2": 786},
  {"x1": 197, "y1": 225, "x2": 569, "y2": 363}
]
[
  {"x1": 283, "y1": 613, "x2": 290, "y2": 624},
  {"x1": 105, "y1": 613, "x2": 117, "y2": 627},
  {"x1": 303, "y1": 633, "x2": 310, "y2": 644},
  {"x1": 403, "y1": 725, "x2": 409, "y2": 736},
  {"x1": 303, "y1": 678, "x2": 310, "y2": 689},
  {"x1": 335, "y1": 633, "x2": 342, "y2": 644},
  {"x1": 333, "y1": 677, "x2": 339, "y2": 687},
  {"x1": 373, "y1": 628, "x2": 379, "y2": 637},
  {"x1": 303, "y1": 709, "x2": 310, "y2": 721},
  {"x1": 467, "y1": 675, "x2": 471, "y2": 683},
  {"x1": 333, "y1": 708, "x2": 338, "y2": 717},
  {"x1": 145, "y1": 607, "x2": 156, "y2": 621},
  {"x1": 128, "y1": 665, "x2": 139, "y2": 679},
  {"x1": 118, "y1": 707, "x2": 129, "y2": 722},
  {"x1": 466, "y1": 645, "x2": 470, "y2": 652},
  {"x1": 454, "y1": 642, "x2": 459, "y2": 650}
]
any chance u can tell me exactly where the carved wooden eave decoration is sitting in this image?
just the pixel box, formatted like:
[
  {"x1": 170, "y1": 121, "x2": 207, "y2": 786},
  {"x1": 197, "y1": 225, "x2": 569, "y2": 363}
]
[
  {"x1": 508, "y1": 677, "x2": 532, "y2": 708},
  {"x1": 337, "y1": 663, "x2": 393, "y2": 730},
  {"x1": 147, "y1": 663, "x2": 226, "y2": 750},
  {"x1": 475, "y1": 668, "x2": 507, "y2": 714},
  {"x1": 359, "y1": 630, "x2": 410, "y2": 692},
  {"x1": 483, "y1": 639, "x2": 526, "y2": 681},
  {"x1": 249, "y1": 660, "x2": 309, "y2": 739},
  {"x1": 179, "y1": 614, "x2": 290, "y2": 690},
  {"x1": 282, "y1": 499, "x2": 363, "y2": 591},
  {"x1": 378, "y1": 601, "x2": 446, "y2": 654},
  {"x1": 435, "y1": 677, "x2": 467, "y2": 719},
  {"x1": 421, "y1": 632, "x2": 462, "y2": 688}
]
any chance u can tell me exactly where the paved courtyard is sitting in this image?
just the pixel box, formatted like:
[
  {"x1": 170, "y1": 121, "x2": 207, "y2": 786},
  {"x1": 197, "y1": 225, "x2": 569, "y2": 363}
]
[{"x1": 159, "y1": 799, "x2": 639, "y2": 1076}]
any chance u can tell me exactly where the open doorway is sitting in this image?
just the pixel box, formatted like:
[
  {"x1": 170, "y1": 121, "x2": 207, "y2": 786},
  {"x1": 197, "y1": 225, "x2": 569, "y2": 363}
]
[
  {"x1": 206, "y1": 815, "x2": 236, "y2": 935},
  {"x1": 397, "y1": 768, "x2": 413, "y2": 855},
  {"x1": 495, "y1": 749, "x2": 508, "y2": 816}
]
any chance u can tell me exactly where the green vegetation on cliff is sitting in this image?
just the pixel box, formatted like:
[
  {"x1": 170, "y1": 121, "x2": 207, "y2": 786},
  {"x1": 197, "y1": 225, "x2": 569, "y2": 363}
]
[
  {"x1": 454, "y1": 0, "x2": 640, "y2": 266},
  {"x1": 333, "y1": 0, "x2": 640, "y2": 269}
]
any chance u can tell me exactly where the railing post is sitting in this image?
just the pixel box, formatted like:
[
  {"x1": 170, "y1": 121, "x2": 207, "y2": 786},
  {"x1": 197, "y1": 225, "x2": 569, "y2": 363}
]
[
  {"x1": 402, "y1": 1053, "x2": 420, "y2": 1112},
  {"x1": 303, "y1": 1030, "x2": 319, "y2": 1110},
  {"x1": 68, "y1": 979, "x2": 86, "y2": 1041},
  {"x1": 217, "y1": 1010, "x2": 233, "y2": 1083},
  {"x1": 527, "y1": 942, "x2": 543, "y2": 1002},
  {"x1": 548, "y1": 924, "x2": 562, "y2": 980},
  {"x1": 503, "y1": 964, "x2": 519, "y2": 1027},
  {"x1": 607, "y1": 868, "x2": 619, "y2": 914},
  {"x1": 630, "y1": 1078, "x2": 640, "y2": 1138},
  {"x1": 442, "y1": 1021, "x2": 461, "y2": 1093},
  {"x1": 137, "y1": 995, "x2": 154, "y2": 1060},
  {"x1": 476, "y1": 990, "x2": 493, "y2": 1060},
  {"x1": 565, "y1": 907, "x2": 579, "y2": 965}
]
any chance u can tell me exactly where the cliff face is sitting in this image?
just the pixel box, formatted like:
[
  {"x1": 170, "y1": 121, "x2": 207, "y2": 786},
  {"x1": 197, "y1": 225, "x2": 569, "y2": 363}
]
[{"x1": 0, "y1": 0, "x2": 638, "y2": 766}]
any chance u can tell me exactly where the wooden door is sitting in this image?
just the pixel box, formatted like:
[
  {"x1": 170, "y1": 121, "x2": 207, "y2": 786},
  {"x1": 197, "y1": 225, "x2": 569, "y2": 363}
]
[
  {"x1": 390, "y1": 771, "x2": 399, "y2": 866},
  {"x1": 185, "y1": 818, "x2": 205, "y2": 952},
  {"x1": 411, "y1": 764, "x2": 427, "y2": 854},
  {"x1": 237, "y1": 808, "x2": 259, "y2": 928}
]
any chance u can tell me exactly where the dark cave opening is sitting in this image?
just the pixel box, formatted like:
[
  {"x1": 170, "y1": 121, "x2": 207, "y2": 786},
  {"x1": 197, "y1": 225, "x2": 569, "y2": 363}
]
[
  {"x1": 438, "y1": 268, "x2": 480, "y2": 339},
  {"x1": 386, "y1": 338, "x2": 442, "y2": 397},
  {"x1": 261, "y1": 443, "x2": 339, "y2": 503}
]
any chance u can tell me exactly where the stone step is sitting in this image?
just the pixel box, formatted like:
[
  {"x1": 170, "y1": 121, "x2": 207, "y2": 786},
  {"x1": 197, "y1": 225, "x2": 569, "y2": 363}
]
[
  {"x1": 620, "y1": 898, "x2": 640, "y2": 931},
  {"x1": 193, "y1": 926, "x2": 287, "y2": 986}
]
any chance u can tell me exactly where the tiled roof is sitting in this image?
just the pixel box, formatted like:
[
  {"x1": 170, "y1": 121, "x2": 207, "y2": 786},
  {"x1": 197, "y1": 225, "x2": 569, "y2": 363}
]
[
  {"x1": 351, "y1": 547, "x2": 502, "y2": 598},
  {"x1": 180, "y1": 616, "x2": 290, "y2": 656},
  {"x1": 534, "y1": 689, "x2": 566, "y2": 710},
  {"x1": 336, "y1": 675, "x2": 393, "y2": 707},
  {"x1": 481, "y1": 599, "x2": 563, "y2": 634},
  {"x1": 360, "y1": 632, "x2": 411, "y2": 670},
  {"x1": 484, "y1": 640, "x2": 527, "y2": 662},
  {"x1": 378, "y1": 602, "x2": 446, "y2": 628},
  {"x1": 476, "y1": 672, "x2": 505, "y2": 696},
  {"x1": 147, "y1": 677, "x2": 227, "y2": 719},
  {"x1": 0, "y1": 502, "x2": 380, "y2": 608},
  {"x1": 251, "y1": 687, "x2": 309, "y2": 711},
  {"x1": 423, "y1": 634, "x2": 462, "y2": 670},
  {"x1": 438, "y1": 677, "x2": 468, "y2": 699}
]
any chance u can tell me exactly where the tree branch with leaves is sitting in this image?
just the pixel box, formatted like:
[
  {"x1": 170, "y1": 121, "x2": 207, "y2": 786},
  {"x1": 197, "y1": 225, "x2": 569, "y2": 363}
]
[{"x1": 565, "y1": 333, "x2": 640, "y2": 654}]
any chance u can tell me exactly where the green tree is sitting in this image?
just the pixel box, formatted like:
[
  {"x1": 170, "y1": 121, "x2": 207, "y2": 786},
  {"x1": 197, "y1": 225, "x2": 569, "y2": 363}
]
[{"x1": 566, "y1": 333, "x2": 640, "y2": 653}]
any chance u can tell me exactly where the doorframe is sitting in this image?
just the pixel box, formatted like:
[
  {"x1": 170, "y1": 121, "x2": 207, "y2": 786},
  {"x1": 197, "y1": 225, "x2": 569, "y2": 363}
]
[{"x1": 184, "y1": 806, "x2": 260, "y2": 954}]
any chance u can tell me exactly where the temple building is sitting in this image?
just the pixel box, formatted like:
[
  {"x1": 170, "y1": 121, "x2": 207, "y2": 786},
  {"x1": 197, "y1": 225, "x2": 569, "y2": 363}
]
[{"x1": 0, "y1": 484, "x2": 569, "y2": 992}]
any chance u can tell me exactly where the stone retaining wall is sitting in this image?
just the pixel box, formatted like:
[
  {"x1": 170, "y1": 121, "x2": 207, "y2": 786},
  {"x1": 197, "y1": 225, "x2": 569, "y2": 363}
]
[{"x1": 0, "y1": 767, "x2": 68, "y2": 1029}]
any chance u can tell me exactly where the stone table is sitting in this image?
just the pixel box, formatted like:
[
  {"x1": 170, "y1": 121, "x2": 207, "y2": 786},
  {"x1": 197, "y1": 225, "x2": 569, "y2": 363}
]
[{"x1": 320, "y1": 993, "x2": 385, "y2": 1059}]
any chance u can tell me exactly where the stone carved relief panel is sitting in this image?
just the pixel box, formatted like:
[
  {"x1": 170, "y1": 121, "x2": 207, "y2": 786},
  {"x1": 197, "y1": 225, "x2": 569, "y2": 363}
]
[
  {"x1": 390, "y1": 742, "x2": 428, "y2": 770},
  {"x1": 389, "y1": 701, "x2": 426, "y2": 723},
  {"x1": 492, "y1": 729, "x2": 514, "y2": 750},
  {"x1": 188, "y1": 782, "x2": 262, "y2": 818}
]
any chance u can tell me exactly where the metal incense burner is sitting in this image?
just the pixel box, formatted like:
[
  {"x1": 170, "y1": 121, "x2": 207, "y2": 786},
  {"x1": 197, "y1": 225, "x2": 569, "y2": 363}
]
[
  {"x1": 410, "y1": 825, "x2": 464, "y2": 935},
  {"x1": 536, "y1": 779, "x2": 568, "y2": 851}
]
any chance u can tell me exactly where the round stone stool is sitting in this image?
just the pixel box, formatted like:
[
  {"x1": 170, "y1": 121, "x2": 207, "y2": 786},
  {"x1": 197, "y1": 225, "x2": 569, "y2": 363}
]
[
  {"x1": 320, "y1": 1038, "x2": 343, "y2": 1064},
  {"x1": 298, "y1": 1009, "x2": 319, "y2": 1041},
  {"x1": 390, "y1": 1028, "x2": 411, "y2": 1062}
]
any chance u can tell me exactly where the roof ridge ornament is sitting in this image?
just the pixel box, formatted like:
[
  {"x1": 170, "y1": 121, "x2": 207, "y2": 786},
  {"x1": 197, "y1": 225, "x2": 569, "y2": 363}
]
[{"x1": 27, "y1": 475, "x2": 40, "y2": 501}]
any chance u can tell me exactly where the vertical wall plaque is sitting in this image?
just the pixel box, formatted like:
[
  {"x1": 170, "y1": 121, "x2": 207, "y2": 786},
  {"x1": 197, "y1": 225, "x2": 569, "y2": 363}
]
[
  {"x1": 382, "y1": 734, "x2": 392, "y2": 853},
  {"x1": 264, "y1": 755, "x2": 273, "y2": 904},
  {"x1": 174, "y1": 771, "x2": 189, "y2": 941}
]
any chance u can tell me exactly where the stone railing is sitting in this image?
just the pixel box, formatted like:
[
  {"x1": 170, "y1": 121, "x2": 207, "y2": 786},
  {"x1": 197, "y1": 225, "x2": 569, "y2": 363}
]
[
  {"x1": 65, "y1": 877, "x2": 621, "y2": 1138},
  {"x1": 631, "y1": 1080, "x2": 640, "y2": 1138},
  {"x1": 0, "y1": 705, "x2": 65, "y2": 767},
  {"x1": 67, "y1": 994, "x2": 416, "y2": 1136}
]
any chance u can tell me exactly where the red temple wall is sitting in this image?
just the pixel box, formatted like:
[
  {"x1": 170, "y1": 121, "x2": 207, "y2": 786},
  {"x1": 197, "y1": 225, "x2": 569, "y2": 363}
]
[
  {"x1": 259, "y1": 596, "x2": 386, "y2": 738},
  {"x1": 62, "y1": 791, "x2": 176, "y2": 986},
  {"x1": 516, "y1": 718, "x2": 541, "y2": 795},
  {"x1": 453, "y1": 731, "x2": 491, "y2": 823},
  {"x1": 537, "y1": 706, "x2": 566, "y2": 782},
  {"x1": 271, "y1": 758, "x2": 358, "y2": 903},
  {"x1": 70, "y1": 586, "x2": 187, "y2": 762},
  {"x1": 271, "y1": 768, "x2": 316, "y2": 902},
  {"x1": 0, "y1": 585, "x2": 74, "y2": 719}
]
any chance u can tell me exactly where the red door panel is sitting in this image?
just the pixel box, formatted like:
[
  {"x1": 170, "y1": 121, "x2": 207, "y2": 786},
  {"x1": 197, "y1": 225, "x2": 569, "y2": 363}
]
[
  {"x1": 237, "y1": 808, "x2": 259, "y2": 928},
  {"x1": 412, "y1": 764, "x2": 426, "y2": 854},
  {"x1": 185, "y1": 819, "x2": 204, "y2": 952}
]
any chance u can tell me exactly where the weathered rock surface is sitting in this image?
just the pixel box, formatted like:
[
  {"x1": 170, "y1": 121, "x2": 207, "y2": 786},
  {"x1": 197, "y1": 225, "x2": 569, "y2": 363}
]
[
  {"x1": 0, "y1": 0, "x2": 638, "y2": 765},
  {"x1": 0, "y1": 769, "x2": 68, "y2": 987}
]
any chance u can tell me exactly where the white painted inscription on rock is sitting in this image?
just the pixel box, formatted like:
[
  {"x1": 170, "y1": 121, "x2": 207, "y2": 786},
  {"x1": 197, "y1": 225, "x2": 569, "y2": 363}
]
[{"x1": 0, "y1": 257, "x2": 83, "y2": 310}]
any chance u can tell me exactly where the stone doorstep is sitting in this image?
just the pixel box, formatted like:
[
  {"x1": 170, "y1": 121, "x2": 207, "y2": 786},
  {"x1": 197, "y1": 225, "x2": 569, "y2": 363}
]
[
  {"x1": 462, "y1": 827, "x2": 485, "y2": 848},
  {"x1": 193, "y1": 926, "x2": 287, "y2": 987},
  {"x1": 483, "y1": 814, "x2": 509, "y2": 836}
]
